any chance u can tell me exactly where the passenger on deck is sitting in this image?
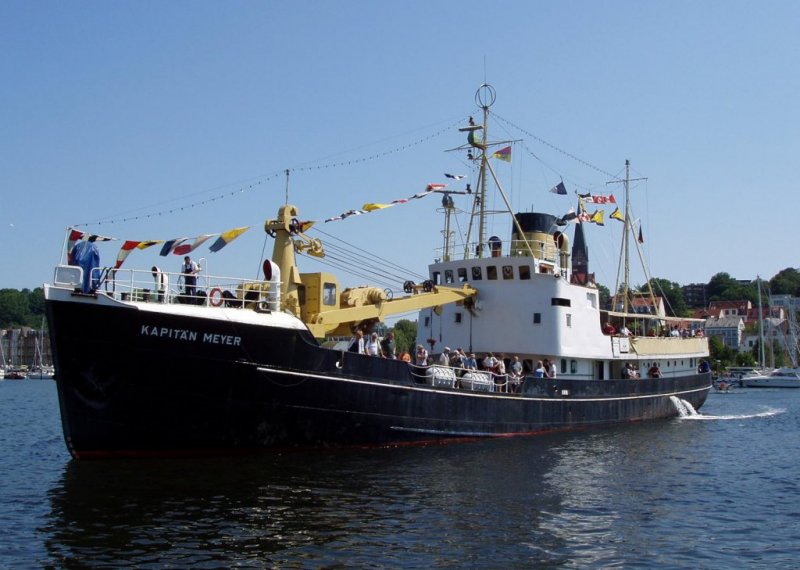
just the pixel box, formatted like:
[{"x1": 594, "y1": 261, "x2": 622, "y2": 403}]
[
  {"x1": 349, "y1": 330, "x2": 366, "y2": 354},
  {"x1": 619, "y1": 325, "x2": 631, "y2": 337},
  {"x1": 151, "y1": 266, "x2": 169, "y2": 303},
  {"x1": 181, "y1": 256, "x2": 201, "y2": 300},
  {"x1": 621, "y1": 363, "x2": 631, "y2": 379},
  {"x1": 602, "y1": 322, "x2": 617, "y2": 335},
  {"x1": 509, "y1": 356, "x2": 523, "y2": 393},
  {"x1": 533, "y1": 360, "x2": 546, "y2": 378},
  {"x1": 450, "y1": 348, "x2": 465, "y2": 368},
  {"x1": 438, "y1": 347, "x2": 451, "y2": 366},
  {"x1": 380, "y1": 332, "x2": 396, "y2": 359},
  {"x1": 546, "y1": 358, "x2": 557, "y2": 379},
  {"x1": 70, "y1": 237, "x2": 100, "y2": 294},
  {"x1": 366, "y1": 332, "x2": 381, "y2": 356},
  {"x1": 648, "y1": 363, "x2": 662, "y2": 378},
  {"x1": 495, "y1": 355, "x2": 507, "y2": 392},
  {"x1": 463, "y1": 353, "x2": 478, "y2": 370},
  {"x1": 482, "y1": 353, "x2": 497, "y2": 371},
  {"x1": 415, "y1": 344, "x2": 428, "y2": 366}
]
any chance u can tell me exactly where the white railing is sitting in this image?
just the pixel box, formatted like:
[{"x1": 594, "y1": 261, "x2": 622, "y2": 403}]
[{"x1": 54, "y1": 265, "x2": 281, "y2": 311}]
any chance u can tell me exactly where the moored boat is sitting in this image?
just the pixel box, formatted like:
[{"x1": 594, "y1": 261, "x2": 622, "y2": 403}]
[
  {"x1": 743, "y1": 367, "x2": 800, "y2": 388},
  {"x1": 44, "y1": 84, "x2": 711, "y2": 459}
]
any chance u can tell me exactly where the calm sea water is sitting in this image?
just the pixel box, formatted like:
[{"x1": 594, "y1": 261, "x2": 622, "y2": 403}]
[{"x1": 1, "y1": 381, "x2": 798, "y2": 569}]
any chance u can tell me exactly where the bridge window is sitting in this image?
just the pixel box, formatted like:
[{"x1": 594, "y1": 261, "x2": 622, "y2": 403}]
[
  {"x1": 551, "y1": 298, "x2": 571, "y2": 307},
  {"x1": 586, "y1": 292, "x2": 597, "y2": 309},
  {"x1": 487, "y1": 266, "x2": 498, "y2": 280},
  {"x1": 502, "y1": 265, "x2": 513, "y2": 280},
  {"x1": 570, "y1": 359, "x2": 577, "y2": 373},
  {"x1": 519, "y1": 265, "x2": 531, "y2": 280},
  {"x1": 444, "y1": 270, "x2": 454, "y2": 284},
  {"x1": 533, "y1": 313, "x2": 541, "y2": 324},
  {"x1": 458, "y1": 268, "x2": 467, "y2": 282},
  {"x1": 322, "y1": 283, "x2": 336, "y2": 306},
  {"x1": 471, "y1": 266, "x2": 482, "y2": 280},
  {"x1": 432, "y1": 272, "x2": 441, "y2": 285},
  {"x1": 455, "y1": 312, "x2": 462, "y2": 323}
]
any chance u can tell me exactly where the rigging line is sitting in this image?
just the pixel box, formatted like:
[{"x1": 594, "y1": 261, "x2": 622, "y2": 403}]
[
  {"x1": 312, "y1": 245, "x2": 411, "y2": 284},
  {"x1": 299, "y1": 253, "x2": 397, "y2": 289},
  {"x1": 78, "y1": 118, "x2": 467, "y2": 227},
  {"x1": 77, "y1": 174, "x2": 284, "y2": 227},
  {"x1": 288, "y1": 118, "x2": 467, "y2": 174},
  {"x1": 310, "y1": 227, "x2": 428, "y2": 281},
  {"x1": 289, "y1": 115, "x2": 467, "y2": 169},
  {"x1": 316, "y1": 245, "x2": 416, "y2": 285},
  {"x1": 490, "y1": 111, "x2": 617, "y2": 179},
  {"x1": 489, "y1": 114, "x2": 611, "y2": 192},
  {"x1": 318, "y1": 238, "x2": 420, "y2": 280}
]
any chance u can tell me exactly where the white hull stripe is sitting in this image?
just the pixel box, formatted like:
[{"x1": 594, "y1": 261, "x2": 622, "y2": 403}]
[{"x1": 256, "y1": 365, "x2": 710, "y2": 403}]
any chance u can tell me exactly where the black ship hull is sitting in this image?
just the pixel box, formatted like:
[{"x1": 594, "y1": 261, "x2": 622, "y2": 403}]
[{"x1": 46, "y1": 297, "x2": 711, "y2": 459}]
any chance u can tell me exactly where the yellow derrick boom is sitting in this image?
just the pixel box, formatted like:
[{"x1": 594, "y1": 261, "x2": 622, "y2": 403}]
[
  {"x1": 265, "y1": 203, "x2": 477, "y2": 339},
  {"x1": 305, "y1": 283, "x2": 477, "y2": 338}
]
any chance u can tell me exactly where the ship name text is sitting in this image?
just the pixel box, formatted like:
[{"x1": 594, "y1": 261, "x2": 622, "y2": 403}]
[{"x1": 140, "y1": 325, "x2": 242, "y2": 346}]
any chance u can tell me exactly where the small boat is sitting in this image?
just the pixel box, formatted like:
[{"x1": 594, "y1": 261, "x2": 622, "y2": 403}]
[
  {"x1": 5, "y1": 368, "x2": 27, "y2": 380},
  {"x1": 743, "y1": 367, "x2": 800, "y2": 388},
  {"x1": 44, "y1": 84, "x2": 712, "y2": 459}
]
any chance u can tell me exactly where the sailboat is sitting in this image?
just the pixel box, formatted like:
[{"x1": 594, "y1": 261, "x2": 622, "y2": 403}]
[
  {"x1": 43, "y1": 84, "x2": 712, "y2": 459},
  {"x1": 743, "y1": 288, "x2": 800, "y2": 388}
]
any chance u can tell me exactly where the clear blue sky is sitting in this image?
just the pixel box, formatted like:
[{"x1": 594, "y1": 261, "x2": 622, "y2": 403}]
[{"x1": 3, "y1": 1, "x2": 799, "y2": 295}]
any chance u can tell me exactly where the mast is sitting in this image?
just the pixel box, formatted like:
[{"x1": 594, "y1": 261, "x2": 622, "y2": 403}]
[
  {"x1": 623, "y1": 159, "x2": 631, "y2": 313},
  {"x1": 756, "y1": 276, "x2": 765, "y2": 368},
  {"x1": 462, "y1": 84, "x2": 496, "y2": 259},
  {"x1": 476, "y1": 95, "x2": 490, "y2": 259},
  {"x1": 441, "y1": 194, "x2": 455, "y2": 262}
]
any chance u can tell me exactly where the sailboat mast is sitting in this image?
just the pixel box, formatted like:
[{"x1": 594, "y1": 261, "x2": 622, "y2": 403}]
[
  {"x1": 623, "y1": 159, "x2": 631, "y2": 313},
  {"x1": 756, "y1": 277, "x2": 765, "y2": 368},
  {"x1": 476, "y1": 101, "x2": 490, "y2": 259}
]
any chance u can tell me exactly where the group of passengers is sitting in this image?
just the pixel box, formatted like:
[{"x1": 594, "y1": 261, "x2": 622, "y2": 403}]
[
  {"x1": 621, "y1": 362, "x2": 662, "y2": 379},
  {"x1": 603, "y1": 321, "x2": 705, "y2": 339},
  {"x1": 412, "y1": 348, "x2": 557, "y2": 393},
  {"x1": 349, "y1": 330, "x2": 397, "y2": 359}
]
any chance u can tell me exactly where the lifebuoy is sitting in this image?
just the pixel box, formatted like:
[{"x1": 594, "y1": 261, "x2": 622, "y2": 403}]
[{"x1": 209, "y1": 287, "x2": 224, "y2": 307}]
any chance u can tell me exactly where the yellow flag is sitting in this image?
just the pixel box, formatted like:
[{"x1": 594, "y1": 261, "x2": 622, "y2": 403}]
[
  {"x1": 610, "y1": 207, "x2": 624, "y2": 222},
  {"x1": 362, "y1": 203, "x2": 390, "y2": 212}
]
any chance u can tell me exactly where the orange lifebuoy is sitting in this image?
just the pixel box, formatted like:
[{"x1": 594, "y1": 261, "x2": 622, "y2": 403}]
[{"x1": 209, "y1": 287, "x2": 224, "y2": 307}]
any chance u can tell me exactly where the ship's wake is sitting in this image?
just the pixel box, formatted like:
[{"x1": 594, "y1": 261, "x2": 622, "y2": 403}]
[{"x1": 669, "y1": 396, "x2": 784, "y2": 421}]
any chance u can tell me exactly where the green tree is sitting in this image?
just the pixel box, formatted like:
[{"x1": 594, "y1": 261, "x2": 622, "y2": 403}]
[
  {"x1": 391, "y1": 319, "x2": 417, "y2": 354},
  {"x1": 646, "y1": 277, "x2": 688, "y2": 317},
  {"x1": 708, "y1": 335, "x2": 735, "y2": 368},
  {"x1": 596, "y1": 283, "x2": 611, "y2": 311},
  {"x1": 0, "y1": 288, "x2": 46, "y2": 328},
  {"x1": 769, "y1": 268, "x2": 800, "y2": 296},
  {"x1": 707, "y1": 272, "x2": 738, "y2": 300}
]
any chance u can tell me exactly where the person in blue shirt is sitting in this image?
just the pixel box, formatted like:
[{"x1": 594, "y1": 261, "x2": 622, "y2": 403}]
[{"x1": 69, "y1": 238, "x2": 100, "y2": 293}]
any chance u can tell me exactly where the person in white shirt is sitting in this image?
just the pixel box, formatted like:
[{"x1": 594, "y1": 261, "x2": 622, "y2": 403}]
[
  {"x1": 415, "y1": 344, "x2": 429, "y2": 366},
  {"x1": 366, "y1": 332, "x2": 381, "y2": 356},
  {"x1": 151, "y1": 266, "x2": 169, "y2": 303}
]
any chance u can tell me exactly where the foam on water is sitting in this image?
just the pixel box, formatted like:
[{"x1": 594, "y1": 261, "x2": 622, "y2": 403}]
[
  {"x1": 670, "y1": 395, "x2": 784, "y2": 421},
  {"x1": 682, "y1": 407, "x2": 785, "y2": 421}
]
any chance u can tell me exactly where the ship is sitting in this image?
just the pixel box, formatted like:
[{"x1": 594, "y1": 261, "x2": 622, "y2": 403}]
[{"x1": 45, "y1": 84, "x2": 712, "y2": 459}]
